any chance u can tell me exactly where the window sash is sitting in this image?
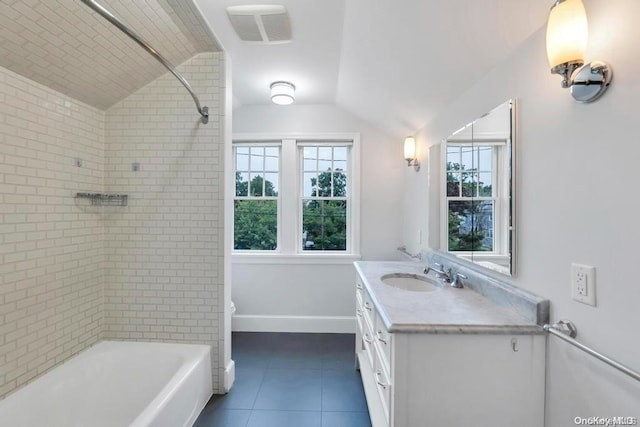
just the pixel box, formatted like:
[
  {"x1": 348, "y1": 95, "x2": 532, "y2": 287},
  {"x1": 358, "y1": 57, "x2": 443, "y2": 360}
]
[
  {"x1": 301, "y1": 199, "x2": 349, "y2": 251},
  {"x1": 298, "y1": 143, "x2": 351, "y2": 253},
  {"x1": 234, "y1": 199, "x2": 279, "y2": 251},
  {"x1": 444, "y1": 142, "x2": 502, "y2": 254},
  {"x1": 446, "y1": 199, "x2": 496, "y2": 253},
  {"x1": 233, "y1": 144, "x2": 281, "y2": 251}
]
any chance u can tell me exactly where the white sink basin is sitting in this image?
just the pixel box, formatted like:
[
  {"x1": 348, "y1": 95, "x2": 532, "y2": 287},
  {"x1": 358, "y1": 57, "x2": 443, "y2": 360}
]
[{"x1": 380, "y1": 273, "x2": 440, "y2": 292}]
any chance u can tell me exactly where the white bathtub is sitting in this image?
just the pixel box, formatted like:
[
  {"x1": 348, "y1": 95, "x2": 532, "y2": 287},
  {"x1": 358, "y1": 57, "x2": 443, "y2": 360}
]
[{"x1": 0, "y1": 341, "x2": 213, "y2": 427}]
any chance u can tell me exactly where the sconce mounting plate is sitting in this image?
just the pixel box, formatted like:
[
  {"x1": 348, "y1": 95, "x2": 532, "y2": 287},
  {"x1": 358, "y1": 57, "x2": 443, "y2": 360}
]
[{"x1": 570, "y1": 61, "x2": 612, "y2": 103}]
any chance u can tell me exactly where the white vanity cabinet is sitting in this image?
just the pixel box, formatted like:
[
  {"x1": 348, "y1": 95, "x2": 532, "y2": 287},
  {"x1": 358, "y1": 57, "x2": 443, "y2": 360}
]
[{"x1": 355, "y1": 274, "x2": 546, "y2": 427}]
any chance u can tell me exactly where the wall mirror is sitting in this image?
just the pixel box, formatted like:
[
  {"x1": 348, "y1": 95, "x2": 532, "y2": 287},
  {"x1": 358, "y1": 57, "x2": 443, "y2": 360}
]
[{"x1": 440, "y1": 99, "x2": 515, "y2": 276}]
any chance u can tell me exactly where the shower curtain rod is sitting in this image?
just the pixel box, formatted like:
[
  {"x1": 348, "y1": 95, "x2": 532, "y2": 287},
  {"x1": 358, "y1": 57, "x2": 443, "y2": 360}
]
[{"x1": 80, "y1": 0, "x2": 209, "y2": 124}]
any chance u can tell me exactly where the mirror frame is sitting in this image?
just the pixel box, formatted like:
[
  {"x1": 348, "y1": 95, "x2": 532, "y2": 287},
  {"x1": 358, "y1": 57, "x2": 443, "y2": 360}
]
[{"x1": 438, "y1": 99, "x2": 516, "y2": 277}]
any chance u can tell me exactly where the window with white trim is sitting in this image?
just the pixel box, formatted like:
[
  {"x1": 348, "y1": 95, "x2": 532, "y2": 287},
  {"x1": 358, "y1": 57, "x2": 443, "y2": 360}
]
[
  {"x1": 233, "y1": 144, "x2": 280, "y2": 250},
  {"x1": 232, "y1": 135, "x2": 359, "y2": 256},
  {"x1": 445, "y1": 141, "x2": 507, "y2": 253},
  {"x1": 301, "y1": 144, "x2": 349, "y2": 251}
]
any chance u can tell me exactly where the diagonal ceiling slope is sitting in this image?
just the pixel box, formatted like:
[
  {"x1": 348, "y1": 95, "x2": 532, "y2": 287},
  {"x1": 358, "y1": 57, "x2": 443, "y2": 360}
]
[
  {"x1": 0, "y1": 0, "x2": 220, "y2": 110},
  {"x1": 197, "y1": 0, "x2": 549, "y2": 137},
  {"x1": 0, "y1": 0, "x2": 549, "y2": 135},
  {"x1": 336, "y1": 0, "x2": 550, "y2": 137}
]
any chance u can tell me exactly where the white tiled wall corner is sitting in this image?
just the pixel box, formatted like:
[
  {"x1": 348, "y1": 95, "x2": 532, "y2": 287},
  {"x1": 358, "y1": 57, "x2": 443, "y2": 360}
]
[
  {"x1": 0, "y1": 50, "x2": 226, "y2": 398},
  {"x1": 103, "y1": 52, "x2": 225, "y2": 392},
  {"x1": 0, "y1": 66, "x2": 105, "y2": 399}
]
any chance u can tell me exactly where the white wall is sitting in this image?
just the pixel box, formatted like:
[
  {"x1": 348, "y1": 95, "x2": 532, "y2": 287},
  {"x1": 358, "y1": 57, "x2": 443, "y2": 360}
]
[
  {"x1": 232, "y1": 104, "x2": 403, "y2": 332},
  {"x1": 403, "y1": 0, "x2": 640, "y2": 420},
  {"x1": 0, "y1": 66, "x2": 104, "y2": 398}
]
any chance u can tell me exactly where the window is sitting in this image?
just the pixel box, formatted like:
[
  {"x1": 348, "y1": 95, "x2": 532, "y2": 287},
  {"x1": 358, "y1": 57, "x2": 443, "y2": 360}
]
[
  {"x1": 233, "y1": 145, "x2": 280, "y2": 250},
  {"x1": 232, "y1": 135, "x2": 360, "y2": 257},
  {"x1": 301, "y1": 145, "x2": 349, "y2": 251},
  {"x1": 445, "y1": 143, "x2": 503, "y2": 253}
]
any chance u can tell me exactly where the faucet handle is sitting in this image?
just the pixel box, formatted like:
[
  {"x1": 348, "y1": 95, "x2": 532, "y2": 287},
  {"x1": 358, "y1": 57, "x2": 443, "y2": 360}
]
[{"x1": 451, "y1": 272, "x2": 467, "y2": 288}]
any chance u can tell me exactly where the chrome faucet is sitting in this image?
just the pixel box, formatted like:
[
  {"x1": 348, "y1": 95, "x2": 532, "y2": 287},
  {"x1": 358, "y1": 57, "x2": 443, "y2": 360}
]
[
  {"x1": 423, "y1": 262, "x2": 451, "y2": 283},
  {"x1": 424, "y1": 263, "x2": 467, "y2": 288},
  {"x1": 451, "y1": 272, "x2": 467, "y2": 289}
]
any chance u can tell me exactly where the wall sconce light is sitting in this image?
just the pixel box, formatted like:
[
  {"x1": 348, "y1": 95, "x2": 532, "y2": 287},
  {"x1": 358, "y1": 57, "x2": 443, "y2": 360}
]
[
  {"x1": 546, "y1": 0, "x2": 612, "y2": 103},
  {"x1": 270, "y1": 81, "x2": 295, "y2": 105},
  {"x1": 403, "y1": 136, "x2": 420, "y2": 171}
]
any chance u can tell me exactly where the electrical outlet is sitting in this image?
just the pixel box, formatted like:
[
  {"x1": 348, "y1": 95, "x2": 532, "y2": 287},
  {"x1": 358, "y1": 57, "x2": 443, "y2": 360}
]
[
  {"x1": 576, "y1": 270, "x2": 587, "y2": 296},
  {"x1": 571, "y1": 263, "x2": 596, "y2": 306}
]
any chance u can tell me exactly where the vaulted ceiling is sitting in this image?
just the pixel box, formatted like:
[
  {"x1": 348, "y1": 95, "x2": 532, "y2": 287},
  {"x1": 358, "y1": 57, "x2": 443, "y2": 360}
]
[
  {"x1": 195, "y1": 0, "x2": 550, "y2": 137},
  {"x1": 0, "y1": 1, "x2": 550, "y2": 138}
]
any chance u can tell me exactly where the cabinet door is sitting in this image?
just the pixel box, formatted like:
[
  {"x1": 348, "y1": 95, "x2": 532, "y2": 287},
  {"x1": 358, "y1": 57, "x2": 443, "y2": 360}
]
[{"x1": 393, "y1": 334, "x2": 545, "y2": 427}]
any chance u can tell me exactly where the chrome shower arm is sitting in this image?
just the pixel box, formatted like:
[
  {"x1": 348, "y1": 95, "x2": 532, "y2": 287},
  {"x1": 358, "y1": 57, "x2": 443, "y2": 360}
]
[{"x1": 80, "y1": 0, "x2": 209, "y2": 124}]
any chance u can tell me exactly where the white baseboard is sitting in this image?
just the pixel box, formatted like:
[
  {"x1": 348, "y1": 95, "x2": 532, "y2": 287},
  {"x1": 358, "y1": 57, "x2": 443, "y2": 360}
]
[
  {"x1": 232, "y1": 314, "x2": 356, "y2": 333},
  {"x1": 223, "y1": 359, "x2": 235, "y2": 393}
]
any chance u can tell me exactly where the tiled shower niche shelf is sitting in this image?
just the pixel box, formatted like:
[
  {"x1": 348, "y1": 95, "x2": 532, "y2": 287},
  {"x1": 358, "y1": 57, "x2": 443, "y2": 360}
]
[{"x1": 75, "y1": 192, "x2": 128, "y2": 206}]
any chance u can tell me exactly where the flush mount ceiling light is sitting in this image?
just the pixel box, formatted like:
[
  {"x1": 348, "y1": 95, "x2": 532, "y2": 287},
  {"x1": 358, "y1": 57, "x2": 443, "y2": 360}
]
[
  {"x1": 546, "y1": 0, "x2": 612, "y2": 103},
  {"x1": 270, "y1": 81, "x2": 295, "y2": 105}
]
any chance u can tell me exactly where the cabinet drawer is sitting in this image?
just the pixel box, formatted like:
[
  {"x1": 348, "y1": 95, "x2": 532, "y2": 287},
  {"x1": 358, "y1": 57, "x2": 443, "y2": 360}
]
[
  {"x1": 363, "y1": 329, "x2": 376, "y2": 369},
  {"x1": 356, "y1": 279, "x2": 364, "y2": 306},
  {"x1": 356, "y1": 300, "x2": 364, "y2": 336},
  {"x1": 374, "y1": 362, "x2": 391, "y2": 423},
  {"x1": 363, "y1": 289, "x2": 375, "y2": 331},
  {"x1": 374, "y1": 312, "x2": 392, "y2": 375}
]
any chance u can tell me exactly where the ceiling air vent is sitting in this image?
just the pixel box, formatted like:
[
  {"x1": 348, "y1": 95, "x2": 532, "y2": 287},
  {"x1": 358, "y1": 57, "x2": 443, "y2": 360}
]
[{"x1": 226, "y1": 5, "x2": 292, "y2": 43}]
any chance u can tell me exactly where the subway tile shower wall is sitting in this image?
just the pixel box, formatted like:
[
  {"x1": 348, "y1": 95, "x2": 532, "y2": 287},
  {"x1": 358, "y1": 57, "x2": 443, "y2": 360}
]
[
  {"x1": 0, "y1": 52, "x2": 226, "y2": 398},
  {"x1": 103, "y1": 53, "x2": 225, "y2": 392},
  {"x1": 0, "y1": 66, "x2": 105, "y2": 398}
]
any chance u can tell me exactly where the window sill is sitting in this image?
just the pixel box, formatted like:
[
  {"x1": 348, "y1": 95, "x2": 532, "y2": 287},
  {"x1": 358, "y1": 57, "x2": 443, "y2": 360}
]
[{"x1": 231, "y1": 252, "x2": 362, "y2": 265}]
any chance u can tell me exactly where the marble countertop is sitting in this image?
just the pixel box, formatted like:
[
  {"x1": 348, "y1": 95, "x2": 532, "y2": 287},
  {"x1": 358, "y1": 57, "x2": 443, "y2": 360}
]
[{"x1": 354, "y1": 261, "x2": 544, "y2": 334}]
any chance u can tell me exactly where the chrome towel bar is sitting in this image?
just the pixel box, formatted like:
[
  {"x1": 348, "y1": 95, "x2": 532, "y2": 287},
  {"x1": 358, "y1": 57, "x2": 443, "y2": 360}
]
[
  {"x1": 80, "y1": 0, "x2": 209, "y2": 124},
  {"x1": 397, "y1": 245, "x2": 422, "y2": 260},
  {"x1": 544, "y1": 320, "x2": 640, "y2": 383}
]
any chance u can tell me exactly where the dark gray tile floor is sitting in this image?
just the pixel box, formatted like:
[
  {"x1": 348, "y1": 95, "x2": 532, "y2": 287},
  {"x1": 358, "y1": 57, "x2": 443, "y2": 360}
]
[{"x1": 195, "y1": 332, "x2": 371, "y2": 427}]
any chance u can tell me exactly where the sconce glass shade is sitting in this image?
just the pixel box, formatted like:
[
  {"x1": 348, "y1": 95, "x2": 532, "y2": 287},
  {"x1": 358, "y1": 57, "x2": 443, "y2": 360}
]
[
  {"x1": 403, "y1": 137, "x2": 416, "y2": 161},
  {"x1": 546, "y1": 0, "x2": 588, "y2": 70},
  {"x1": 270, "y1": 81, "x2": 295, "y2": 105},
  {"x1": 544, "y1": 0, "x2": 612, "y2": 102},
  {"x1": 403, "y1": 136, "x2": 420, "y2": 171}
]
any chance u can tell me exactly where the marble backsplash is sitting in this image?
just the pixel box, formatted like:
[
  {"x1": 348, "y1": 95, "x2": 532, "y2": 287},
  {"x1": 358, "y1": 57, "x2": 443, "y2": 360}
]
[{"x1": 398, "y1": 248, "x2": 550, "y2": 326}]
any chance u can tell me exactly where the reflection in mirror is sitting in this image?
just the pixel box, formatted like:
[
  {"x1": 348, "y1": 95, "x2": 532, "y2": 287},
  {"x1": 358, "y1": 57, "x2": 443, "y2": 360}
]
[{"x1": 440, "y1": 100, "x2": 515, "y2": 276}]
